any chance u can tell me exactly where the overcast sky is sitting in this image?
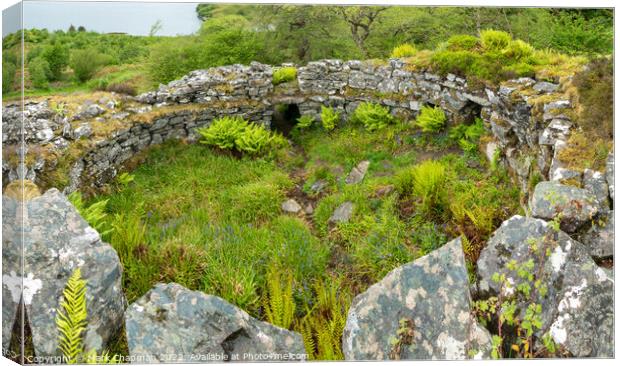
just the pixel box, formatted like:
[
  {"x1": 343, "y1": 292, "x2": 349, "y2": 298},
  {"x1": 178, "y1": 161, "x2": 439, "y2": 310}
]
[{"x1": 3, "y1": 1, "x2": 202, "y2": 37}]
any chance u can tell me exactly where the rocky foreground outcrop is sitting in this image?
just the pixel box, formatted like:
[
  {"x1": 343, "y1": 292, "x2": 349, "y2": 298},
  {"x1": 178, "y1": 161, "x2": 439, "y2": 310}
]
[
  {"x1": 477, "y1": 215, "x2": 613, "y2": 357},
  {"x1": 1, "y1": 188, "x2": 125, "y2": 357},
  {"x1": 342, "y1": 238, "x2": 492, "y2": 360},
  {"x1": 125, "y1": 283, "x2": 306, "y2": 363}
]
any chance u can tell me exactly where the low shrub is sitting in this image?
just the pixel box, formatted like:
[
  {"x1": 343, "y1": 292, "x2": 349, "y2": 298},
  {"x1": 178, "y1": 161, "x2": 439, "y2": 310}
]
[
  {"x1": 350, "y1": 102, "x2": 394, "y2": 131},
  {"x1": 320, "y1": 106, "x2": 339, "y2": 131},
  {"x1": 430, "y1": 50, "x2": 481, "y2": 77},
  {"x1": 572, "y1": 57, "x2": 613, "y2": 139},
  {"x1": 29, "y1": 57, "x2": 52, "y2": 89},
  {"x1": 296, "y1": 114, "x2": 315, "y2": 129},
  {"x1": 70, "y1": 48, "x2": 113, "y2": 82},
  {"x1": 106, "y1": 82, "x2": 137, "y2": 96},
  {"x1": 198, "y1": 116, "x2": 285, "y2": 156},
  {"x1": 390, "y1": 43, "x2": 417, "y2": 58},
  {"x1": 68, "y1": 192, "x2": 113, "y2": 239},
  {"x1": 198, "y1": 116, "x2": 247, "y2": 150},
  {"x1": 396, "y1": 160, "x2": 447, "y2": 218},
  {"x1": 273, "y1": 66, "x2": 297, "y2": 85},
  {"x1": 263, "y1": 265, "x2": 296, "y2": 330},
  {"x1": 295, "y1": 278, "x2": 350, "y2": 360},
  {"x1": 415, "y1": 106, "x2": 446, "y2": 132},
  {"x1": 503, "y1": 39, "x2": 535, "y2": 61},
  {"x1": 480, "y1": 29, "x2": 512, "y2": 51},
  {"x1": 449, "y1": 118, "x2": 485, "y2": 153},
  {"x1": 235, "y1": 123, "x2": 287, "y2": 156},
  {"x1": 501, "y1": 62, "x2": 536, "y2": 79},
  {"x1": 446, "y1": 34, "x2": 480, "y2": 51}
]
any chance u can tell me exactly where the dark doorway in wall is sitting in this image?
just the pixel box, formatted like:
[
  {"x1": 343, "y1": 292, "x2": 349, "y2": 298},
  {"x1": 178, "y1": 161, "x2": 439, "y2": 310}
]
[
  {"x1": 460, "y1": 101, "x2": 482, "y2": 125},
  {"x1": 272, "y1": 103, "x2": 301, "y2": 137}
]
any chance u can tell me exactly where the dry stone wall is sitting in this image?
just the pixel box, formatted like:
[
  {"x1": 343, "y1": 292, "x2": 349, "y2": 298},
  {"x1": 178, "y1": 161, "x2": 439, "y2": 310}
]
[{"x1": 3, "y1": 58, "x2": 585, "y2": 198}]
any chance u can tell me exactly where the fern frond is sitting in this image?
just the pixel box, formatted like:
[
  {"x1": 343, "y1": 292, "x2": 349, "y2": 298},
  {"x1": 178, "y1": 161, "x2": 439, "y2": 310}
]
[
  {"x1": 56, "y1": 268, "x2": 88, "y2": 364},
  {"x1": 263, "y1": 266, "x2": 295, "y2": 329}
]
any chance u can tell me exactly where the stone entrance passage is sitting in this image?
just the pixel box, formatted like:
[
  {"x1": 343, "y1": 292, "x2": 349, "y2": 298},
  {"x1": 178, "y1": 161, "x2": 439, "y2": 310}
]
[{"x1": 271, "y1": 103, "x2": 301, "y2": 136}]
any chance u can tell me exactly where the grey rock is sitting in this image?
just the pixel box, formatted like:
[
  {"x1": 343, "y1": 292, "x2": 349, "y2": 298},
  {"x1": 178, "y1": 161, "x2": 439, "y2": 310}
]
[
  {"x1": 309, "y1": 179, "x2": 327, "y2": 194},
  {"x1": 343, "y1": 238, "x2": 492, "y2": 360},
  {"x1": 329, "y1": 201, "x2": 354, "y2": 224},
  {"x1": 583, "y1": 169, "x2": 610, "y2": 211},
  {"x1": 579, "y1": 210, "x2": 614, "y2": 259},
  {"x1": 477, "y1": 215, "x2": 613, "y2": 357},
  {"x1": 281, "y1": 199, "x2": 302, "y2": 214},
  {"x1": 1, "y1": 189, "x2": 125, "y2": 357},
  {"x1": 530, "y1": 181, "x2": 598, "y2": 233},
  {"x1": 345, "y1": 160, "x2": 370, "y2": 184},
  {"x1": 606, "y1": 153, "x2": 614, "y2": 201},
  {"x1": 539, "y1": 119, "x2": 572, "y2": 146},
  {"x1": 125, "y1": 283, "x2": 306, "y2": 363},
  {"x1": 73, "y1": 122, "x2": 93, "y2": 139},
  {"x1": 83, "y1": 104, "x2": 105, "y2": 118},
  {"x1": 543, "y1": 100, "x2": 571, "y2": 112},
  {"x1": 533, "y1": 81, "x2": 560, "y2": 93}
]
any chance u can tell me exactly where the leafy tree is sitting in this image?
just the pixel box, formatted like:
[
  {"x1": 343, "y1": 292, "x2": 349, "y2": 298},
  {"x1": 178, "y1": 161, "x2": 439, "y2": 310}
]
[
  {"x1": 70, "y1": 48, "x2": 112, "y2": 82},
  {"x1": 2, "y1": 60, "x2": 16, "y2": 93},
  {"x1": 29, "y1": 57, "x2": 52, "y2": 88},
  {"x1": 196, "y1": 3, "x2": 215, "y2": 21},
  {"x1": 41, "y1": 42, "x2": 69, "y2": 81},
  {"x1": 77, "y1": 26, "x2": 86, "y2": 32},
  {"x1": 336, "y1": 6, "x2": 387, "y2": 58}
]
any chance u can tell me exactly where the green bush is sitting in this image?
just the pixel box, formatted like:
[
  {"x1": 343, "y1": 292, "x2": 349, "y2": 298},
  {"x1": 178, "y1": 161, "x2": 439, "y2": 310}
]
[
  {"x1": 396, "y1": 160, "x2": 447, "y2": 218},
  {"x1": 235, "y1": 123, "x2": 287, "y2": 156},
  {"x1": 501, "y1": 62, "x2": 536, "y2": 78},
  {"x1": 198, "y1": 116, "x2": 286, "y2": 156},
  {"x1": 68, "y1": 192, "x2": 113, "y2": 239},
  {"x1": 70, "y1": 48, "x2": 112, "y2": 82},
  {"x1": 446, "y1": 34, "x2": 480, "y2": 51},
  {"x1": 415, "y1": 106, "x2": 446, "y2": 132},
  {"x1": 503, "y1": 39, "x2": 535, "y2": 61},
  {"x1": 296, "y1": 114, "x2": 315, "y2": 129},
  {"x1": 320, "y1": 106, "x2": 339, "y2": 131},
  {"x1": 449, "y1": 118, "x2": 485, "y2": 153},
  {"x1": 198, "y1": 116, "x2": 248, "y2": 150},
  {"x1": 29, "y1": 57, "x2": 52, "y2": 89},
  {"x1": 390, "y1": 43, "x2": 417, "y2": 58},
  {"x1": 41, "y1": 42, "x2": 69, "y2": 81},
  {"x1": 430, "y1": 50, "x2": 481, "y2": 76},
  {"x1": 2, "y1": 61, "x2": 16, "y2": 93},
  {"x1": 273, "y1": 66, "x2": 297, "y2": 85},
  {"x1": 480, "y1": 29, "x2": 512, "y2": 51},
  {"x1": 350, "y1": 102, "x2": 394, "y2": 131}
]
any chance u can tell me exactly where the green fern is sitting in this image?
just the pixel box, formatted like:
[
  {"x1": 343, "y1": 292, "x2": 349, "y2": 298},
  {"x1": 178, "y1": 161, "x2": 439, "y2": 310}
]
[
  {"x1": 263, "y1": 266, "x2": 296, "y2": 330},
  {"x1": 67, "y1": 192, "x2": 113, "y2": 238},
  {"x1": 56, "y1": 268, "x2": 120, "y2": 364},
  {"x1": 56, "y1": 268, "x2": 88, "y2": 364},
  {"x1": 294, "y1": 279, "x2": 350, "y2": 361}
]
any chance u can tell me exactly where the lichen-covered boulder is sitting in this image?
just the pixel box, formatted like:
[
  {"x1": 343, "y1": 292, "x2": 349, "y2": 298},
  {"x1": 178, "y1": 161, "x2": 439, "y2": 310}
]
[
  {"x1": 579, "y1": 210, "x2": 614, "y2": 260},
  {"x1": 583, "y1": 168, "x2": 610, "y2": 211},
  {"x1": 530, "y1": 181, "x2": 599, "y2": 233},
  {"x1": 342, "y1": 238, "x2": 492, "y2": 360},
  {"x1": 1, "y1": 189, "x2": 125, "y2": 357},
  {"x1": 548, "y1": 262, "x2": 613, "y2": 357},
  {"x1": 125, "y1": 283, "x2": 306, "y2": 363},
  {"x1": 477, "y1": 215, "x2": 613, "y2": 357}
]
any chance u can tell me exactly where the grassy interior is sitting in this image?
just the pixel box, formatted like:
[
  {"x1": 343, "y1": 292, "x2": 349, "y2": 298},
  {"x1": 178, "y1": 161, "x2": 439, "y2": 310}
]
[{"x1": 87, "y1": 117, "x2": 520, "y2": 359}]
